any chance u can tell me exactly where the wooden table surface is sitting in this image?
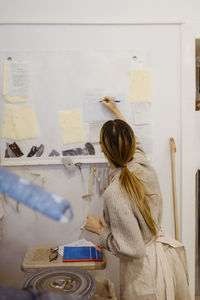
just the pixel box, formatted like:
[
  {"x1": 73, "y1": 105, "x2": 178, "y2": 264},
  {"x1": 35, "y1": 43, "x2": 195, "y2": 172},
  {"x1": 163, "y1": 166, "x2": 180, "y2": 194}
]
[{"x1": 21, "y1": 245, "x2": 106, "y2": 273}]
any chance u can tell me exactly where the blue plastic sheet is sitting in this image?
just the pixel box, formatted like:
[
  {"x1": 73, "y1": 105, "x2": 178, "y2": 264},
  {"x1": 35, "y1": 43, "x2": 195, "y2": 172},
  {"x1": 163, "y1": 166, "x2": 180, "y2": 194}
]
[{"x1": 0, "y1": 167, "x2": 73, "y2": 222}]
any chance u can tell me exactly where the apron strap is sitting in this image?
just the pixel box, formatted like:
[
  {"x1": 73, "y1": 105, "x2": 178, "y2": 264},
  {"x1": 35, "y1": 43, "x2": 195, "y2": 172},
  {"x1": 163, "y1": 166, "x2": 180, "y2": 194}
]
[{"x1": 155, "y1": 242, "x2": 175, "y2": 299}]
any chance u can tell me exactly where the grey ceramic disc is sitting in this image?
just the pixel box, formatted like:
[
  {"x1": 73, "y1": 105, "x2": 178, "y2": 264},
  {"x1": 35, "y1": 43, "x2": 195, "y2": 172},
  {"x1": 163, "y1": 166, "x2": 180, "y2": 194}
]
[{"x1": 22, "y1": 267, "x2": 96, "y2": 297}]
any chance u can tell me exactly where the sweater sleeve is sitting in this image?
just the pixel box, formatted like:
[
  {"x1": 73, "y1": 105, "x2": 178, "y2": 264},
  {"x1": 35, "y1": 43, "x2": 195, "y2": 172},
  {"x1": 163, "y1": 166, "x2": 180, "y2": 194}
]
[{"x1": 99, "y1": 187, "x2": 146, "y2": 259}]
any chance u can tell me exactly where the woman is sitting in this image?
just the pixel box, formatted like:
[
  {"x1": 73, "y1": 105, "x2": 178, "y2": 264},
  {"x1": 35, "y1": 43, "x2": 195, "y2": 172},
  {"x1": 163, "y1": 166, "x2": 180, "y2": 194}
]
[{"x1": 85, "y1": 97, "x2": 191, "y2": 299}]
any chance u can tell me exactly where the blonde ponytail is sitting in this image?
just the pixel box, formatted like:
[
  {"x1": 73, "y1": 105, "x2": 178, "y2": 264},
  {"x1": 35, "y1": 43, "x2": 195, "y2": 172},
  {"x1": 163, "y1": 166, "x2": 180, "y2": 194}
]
[
  {"x1": 120, "y1": 167, "x2": 157, "y2": 237},
  {"x1": 100, "y1": 119, "x2": 157, "y2": 237}
]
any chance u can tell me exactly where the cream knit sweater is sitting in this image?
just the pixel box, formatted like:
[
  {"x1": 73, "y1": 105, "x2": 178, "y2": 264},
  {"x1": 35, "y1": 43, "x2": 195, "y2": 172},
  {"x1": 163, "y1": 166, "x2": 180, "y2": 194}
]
[{"x1": 99, "y1": 138, "x2": 163, "y2": 259}]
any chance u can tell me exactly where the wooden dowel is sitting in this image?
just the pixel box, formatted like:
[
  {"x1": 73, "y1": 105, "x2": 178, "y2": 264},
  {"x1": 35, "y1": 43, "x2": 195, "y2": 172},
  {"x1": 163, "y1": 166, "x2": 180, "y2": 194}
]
[
  {"x1": 89, "y1": 168, "x2": 93, "y2": 198},
  {"x1": 170, "y1": 137, "x2": 179, "y2": 240}
]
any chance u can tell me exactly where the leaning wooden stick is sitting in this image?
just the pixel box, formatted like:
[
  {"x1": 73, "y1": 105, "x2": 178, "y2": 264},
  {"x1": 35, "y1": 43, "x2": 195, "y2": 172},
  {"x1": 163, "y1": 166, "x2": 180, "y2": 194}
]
[
  {"x1": 89, "y1": 168, "x2": 93, "y2": 199},
  {"x1": 170, "y1": 137, "x2": 179, "y2": 241}
]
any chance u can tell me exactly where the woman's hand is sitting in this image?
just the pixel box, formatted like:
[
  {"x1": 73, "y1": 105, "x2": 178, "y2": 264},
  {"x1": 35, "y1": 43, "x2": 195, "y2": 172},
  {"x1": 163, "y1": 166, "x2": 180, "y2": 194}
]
[
  {"x1": 84, "y1": 216, "x2": 104, "y2": 235},
  {"x1": 102, "y1": 96, "x2": 125, "y2": 121},
  {"x1": 102, "y1": 96, "x2": 118, "y2": 114}
]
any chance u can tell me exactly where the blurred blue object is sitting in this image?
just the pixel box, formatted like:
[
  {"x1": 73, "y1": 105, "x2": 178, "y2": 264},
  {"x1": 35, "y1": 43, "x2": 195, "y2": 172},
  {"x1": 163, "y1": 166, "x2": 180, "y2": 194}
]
[{"x1": 0, "y1": 167, "x2": 73, "y2": 222}]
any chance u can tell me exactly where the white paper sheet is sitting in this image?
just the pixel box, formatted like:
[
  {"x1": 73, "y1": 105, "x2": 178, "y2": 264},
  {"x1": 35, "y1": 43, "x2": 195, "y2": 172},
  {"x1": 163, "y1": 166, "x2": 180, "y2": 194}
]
[
  {"x1": 134, "y1": 124, "x2": 153, "y2": 157},
  {"x1": 132, "y1": 103, "x2": 152, "y2": 125},
  {"x1": 3, "y1": 60, "x2": 29, "y2": 102},
  {"x1": 134, "y1": 124, "x2": 152, "y2": 138},
  {"x1": 83, "y1": 89, "x2": 128, "y2": 122},
  {"x1": 88, "y1": 120, "x2": 105, "y2": 143},
  {"x1": 129, "y1": 57, "x2": 143, "y2": 70}
]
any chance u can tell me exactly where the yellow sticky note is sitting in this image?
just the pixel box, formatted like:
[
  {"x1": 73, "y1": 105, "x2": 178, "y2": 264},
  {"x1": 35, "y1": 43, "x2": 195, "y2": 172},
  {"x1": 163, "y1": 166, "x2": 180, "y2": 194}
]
[
  {"x1": 1, "y1": 105, "x2": 38, "y2": 140},
  {"x1": 5, "y1": 96, "x2": 28, "y2": 103},
  {"x1": 59, "y1": 109, "x2": 85, "y2": 144},
  {"x1": 130, "y1": 69, "x2": 152, "y2": 103}
]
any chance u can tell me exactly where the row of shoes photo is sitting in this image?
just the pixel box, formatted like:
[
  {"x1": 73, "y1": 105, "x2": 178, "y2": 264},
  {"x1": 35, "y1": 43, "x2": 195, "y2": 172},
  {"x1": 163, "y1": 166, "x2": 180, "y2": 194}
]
[
  {"x1": 62, "y1": 143, "x2": 95, "y2": 156},
  {"x1": 5, "y1": 142, "x2": 45, "y2": 158},
  {"x1": 5, "y1": 142, "x2": 96, "y2": 158}
]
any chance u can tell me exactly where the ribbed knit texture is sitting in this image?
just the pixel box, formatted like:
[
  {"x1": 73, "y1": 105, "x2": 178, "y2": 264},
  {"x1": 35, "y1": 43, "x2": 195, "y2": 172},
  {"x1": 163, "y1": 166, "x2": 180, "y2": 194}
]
[{"x1": 99, "y1": 137, "x2": 163, "y2": 259}]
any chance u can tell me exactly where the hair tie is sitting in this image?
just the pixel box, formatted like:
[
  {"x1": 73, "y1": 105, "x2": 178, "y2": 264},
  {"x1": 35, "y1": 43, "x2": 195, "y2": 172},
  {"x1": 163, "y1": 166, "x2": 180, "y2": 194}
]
[{"x1": 121, "y1": 165, "x2": 127, "y2": 169}]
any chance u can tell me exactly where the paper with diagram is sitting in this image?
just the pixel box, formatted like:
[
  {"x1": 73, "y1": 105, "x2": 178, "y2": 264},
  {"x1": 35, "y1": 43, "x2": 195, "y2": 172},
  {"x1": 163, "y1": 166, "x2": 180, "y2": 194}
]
[{"x1": 3, "y1": 60, "x2": 29, "y2": 103}]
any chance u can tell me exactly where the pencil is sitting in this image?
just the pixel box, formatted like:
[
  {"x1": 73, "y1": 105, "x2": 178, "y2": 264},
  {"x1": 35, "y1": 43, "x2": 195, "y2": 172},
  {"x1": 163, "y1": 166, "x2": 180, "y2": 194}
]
[{"x1": 99, "y1": 100, "x2": 120, "y2": 103}]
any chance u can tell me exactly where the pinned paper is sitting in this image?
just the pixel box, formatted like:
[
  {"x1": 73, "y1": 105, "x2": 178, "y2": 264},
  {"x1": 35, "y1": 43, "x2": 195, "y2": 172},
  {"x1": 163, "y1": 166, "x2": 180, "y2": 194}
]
[
  {"x1": 3, "y1": 60, "x2": 29, "y2": 103},
  {"x1": 89, "y1": 121, "x2": 105, "y2": 143},
  {"x1": 134, "y1": 124, "x2": 153, "y2": 157},
  {"x1": 83, "y1": 89, "x2": 128, "y2": 122},
  {"x1": 1, "y1": 105, "x2": 38, "y2": 140},
  {"x1": 130, "y1": 69, "x2": 152, "y2": 103},
  {"x1": 59, "y1": 109, "x2": 85, "y2": 144},
  {"x1": 132, "y1": 103, "x2": 152, "y2": 125},
  {"x1": 3, "y1": 60, "x2": 8, "y2": 96}
]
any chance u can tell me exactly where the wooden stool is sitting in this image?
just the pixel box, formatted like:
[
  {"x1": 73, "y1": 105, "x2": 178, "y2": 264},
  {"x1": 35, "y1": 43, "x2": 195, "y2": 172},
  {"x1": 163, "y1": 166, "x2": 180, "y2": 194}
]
[{"x1": 21, "y1": 245, "x2": 106, "y2": 273}]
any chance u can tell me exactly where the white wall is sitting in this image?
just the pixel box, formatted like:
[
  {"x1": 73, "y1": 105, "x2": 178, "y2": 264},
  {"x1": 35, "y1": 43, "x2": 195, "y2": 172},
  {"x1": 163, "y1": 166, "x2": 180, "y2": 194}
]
[
  {"x1": 0, "y1": 0, "x2": 200, "y2": 23},
  {"x1": 0, "y1": 24, "x2": 181, "y2": 300},
  {"x1": 181, "y1": 24, "x2": 200, "y2": 299}
]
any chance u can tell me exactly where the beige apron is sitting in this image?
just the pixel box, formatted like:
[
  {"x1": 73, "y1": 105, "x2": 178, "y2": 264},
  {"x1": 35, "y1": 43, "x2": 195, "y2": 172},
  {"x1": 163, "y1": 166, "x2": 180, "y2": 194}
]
[{"x1": 120, "y1": 230, "x2": 191, "y2": 300}]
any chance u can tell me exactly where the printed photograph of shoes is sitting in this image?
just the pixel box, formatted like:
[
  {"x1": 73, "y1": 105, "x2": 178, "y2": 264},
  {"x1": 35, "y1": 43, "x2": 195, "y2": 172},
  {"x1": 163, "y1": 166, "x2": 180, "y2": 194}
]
[
  {"x1": 5, "y1": 143, "x2": 15, "y2": 157},
  {"x1": 84, "y1": 142, "x2": 95, "y2": 155},
  {"x1": 27, "y1": 146, "x2": 38, "y2": 157},
  {"x1": 48, "y1": 149, "x2": 60, "y2": 157},
  {"x1": 8, "y1": 142, "x2": 24, "y2": 157},
  {"x1": 5, "y1": 148, "x2": 10, "y2": 158},
  {"x1": 62, "y1": 149, "x2": 78, "y2": 156},
  {"x1": 62, "y1": 143, "x2": 95, "y2": 156},
  {"x1": 35, "y1": 144, "x2": 44, "y2": 157}
]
